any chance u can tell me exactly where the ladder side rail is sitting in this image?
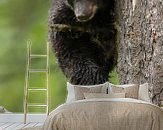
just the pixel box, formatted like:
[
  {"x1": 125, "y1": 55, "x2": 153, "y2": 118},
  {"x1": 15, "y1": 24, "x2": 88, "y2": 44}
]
[
  {"x1": 24, "y1": 41, "x2": 32, "y2": 124},
  {"x1": 46, "y1": 42, "x2": 50, "y2": 115}
]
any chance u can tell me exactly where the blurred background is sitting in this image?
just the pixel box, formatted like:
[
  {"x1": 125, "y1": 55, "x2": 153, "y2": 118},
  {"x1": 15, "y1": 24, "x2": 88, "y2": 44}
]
[{"x1": 0, "y1": 0, "x2": 118, "y2": 113}]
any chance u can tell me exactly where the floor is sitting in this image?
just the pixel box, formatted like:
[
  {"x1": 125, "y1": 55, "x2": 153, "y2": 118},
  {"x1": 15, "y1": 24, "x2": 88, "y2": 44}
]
[
  {"x1": 0, "y1": 122, "x2": 43, "y2": 130},
  {"x1": 0, "y1": 114, "x2": 47, "y2": 130}
]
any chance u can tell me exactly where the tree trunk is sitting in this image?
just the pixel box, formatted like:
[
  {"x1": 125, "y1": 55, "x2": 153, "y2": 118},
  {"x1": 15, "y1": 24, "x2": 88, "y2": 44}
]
[{"x1": 116, "y1": 0, "x2": 163, "y2": 106}]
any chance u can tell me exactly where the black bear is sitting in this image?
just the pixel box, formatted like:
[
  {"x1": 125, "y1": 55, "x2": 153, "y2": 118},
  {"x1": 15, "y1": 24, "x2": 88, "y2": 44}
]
[{"x1": 49, "y1": 0, "x2": 117, "y2": 85}]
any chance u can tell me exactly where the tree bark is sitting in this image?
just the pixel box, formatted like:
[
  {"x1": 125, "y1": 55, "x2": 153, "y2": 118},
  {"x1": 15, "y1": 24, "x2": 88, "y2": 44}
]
[{"x1": 116, "y1": 0, "x2": 163, "y2": 106}]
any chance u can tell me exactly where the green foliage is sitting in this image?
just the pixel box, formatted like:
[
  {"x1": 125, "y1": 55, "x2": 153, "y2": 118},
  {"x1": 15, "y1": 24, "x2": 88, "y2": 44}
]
[
  {"x1": 109, "y1": 69, "x2": 119, "y2": 84},
  {"x1": 0, "y1": 0, "x2": 67, "y2": 112},
  {"x1": 0, "y1": 0, "x2": 119, "y2": 113}
]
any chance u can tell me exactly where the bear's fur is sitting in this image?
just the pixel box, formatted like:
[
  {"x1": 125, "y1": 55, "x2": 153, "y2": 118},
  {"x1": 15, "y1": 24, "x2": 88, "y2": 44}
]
[{"x1": 49, "y1": 0, "x2": 117, "y2": 85}]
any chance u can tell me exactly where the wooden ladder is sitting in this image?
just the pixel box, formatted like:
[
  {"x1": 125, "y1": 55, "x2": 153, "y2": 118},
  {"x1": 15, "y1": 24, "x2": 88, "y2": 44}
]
[{"x1": 24, "y1": 41, "x2": 50, "y2": 124}]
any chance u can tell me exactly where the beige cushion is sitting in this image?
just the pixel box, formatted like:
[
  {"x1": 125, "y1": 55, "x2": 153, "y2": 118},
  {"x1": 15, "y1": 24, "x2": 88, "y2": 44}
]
[
  {"x1": 138, "y1": 83, "x2": 150, "y2": 102},
  {"x1": 110, "y1": 84, "x2": 139, "y2": 99},
  {"x1": 74, "y1": 85, "x2": 104, "y2": 100},
  {"x1": 84, "y1": 93, "x2": 126, "y2": 99}
]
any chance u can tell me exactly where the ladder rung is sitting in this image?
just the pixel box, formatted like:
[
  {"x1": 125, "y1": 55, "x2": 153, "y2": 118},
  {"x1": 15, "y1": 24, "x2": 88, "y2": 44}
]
[
  {"x1": 27, "y1": 104, "x2": 47, "y2": 107},
  {"x1": 28, "y1": 88, "x2": 47, "y2": 91},
  {"x1": 29, "y1": 69, "x2": 48, "y2": 73},
  {"x1": 30, "y1": 54, "x2": 47, "y2": 58}
]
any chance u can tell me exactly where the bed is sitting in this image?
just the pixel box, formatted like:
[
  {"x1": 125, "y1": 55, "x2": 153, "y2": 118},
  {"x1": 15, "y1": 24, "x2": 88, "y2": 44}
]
[
  {"x1": 40, "y1": 83, "x2": 163, "y2": 130},
  {"x1": 42, "y1": 98, "x2": 163, "y2": 130},
  {"x1": 22, "y1": 82, "x2": 163, "y2": 130}
]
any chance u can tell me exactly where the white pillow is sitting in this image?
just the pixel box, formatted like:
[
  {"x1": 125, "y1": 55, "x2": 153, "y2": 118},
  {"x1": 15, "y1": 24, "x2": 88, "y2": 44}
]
[
  {"x1": 66, "y1": 82, "x2": 75, "y2": 103},
  {"x1": 138, "y1": 83, "x2": 150, "y2": 102},
  {"x1": 66, "y1": 82, "x2": 110, "y2": 103}
]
